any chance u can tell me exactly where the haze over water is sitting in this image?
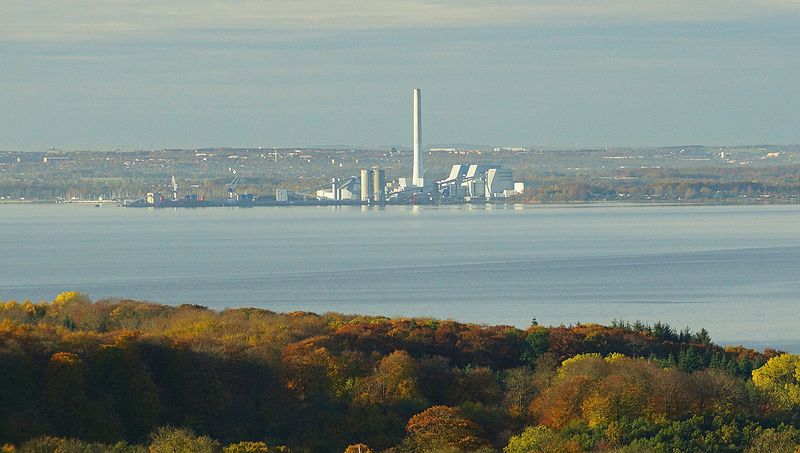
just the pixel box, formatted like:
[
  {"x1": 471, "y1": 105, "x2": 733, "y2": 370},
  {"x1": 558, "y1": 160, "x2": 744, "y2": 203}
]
[{"x1": 1, "y1": 204, "x2": 798, "y2": 352}]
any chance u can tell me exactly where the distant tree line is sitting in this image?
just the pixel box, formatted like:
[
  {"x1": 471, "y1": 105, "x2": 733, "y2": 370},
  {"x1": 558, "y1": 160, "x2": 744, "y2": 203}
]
[
  {"x1": 507, "y1": 166, "x2": 800, "y2": 203},
  {"x1": 0, "y1": 176, "x2": 284, "y2": 201}
]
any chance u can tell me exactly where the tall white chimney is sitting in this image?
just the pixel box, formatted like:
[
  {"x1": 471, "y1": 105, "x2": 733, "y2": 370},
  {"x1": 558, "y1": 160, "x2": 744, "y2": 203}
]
[{"x1": 412, "y1": 88, "x2": 423, "y2": 187}]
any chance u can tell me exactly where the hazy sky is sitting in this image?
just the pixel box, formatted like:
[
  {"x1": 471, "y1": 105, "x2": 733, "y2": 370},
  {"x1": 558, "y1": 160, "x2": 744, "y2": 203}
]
[{"x1": 2, "y1": 1, "x2": 799, "y2": 150}]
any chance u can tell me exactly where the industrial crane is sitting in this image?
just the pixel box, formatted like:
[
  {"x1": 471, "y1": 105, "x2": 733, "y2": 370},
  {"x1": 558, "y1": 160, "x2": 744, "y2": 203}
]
[
  {"x1": 171, "y1": 176, "x2": 179, "y2": 200},
  {"x1": 226, "y1": 175, "x2": 240, "y2": 201},
  {"x1": 225, "y1": 174, "x2": 256, "y2": 205}
]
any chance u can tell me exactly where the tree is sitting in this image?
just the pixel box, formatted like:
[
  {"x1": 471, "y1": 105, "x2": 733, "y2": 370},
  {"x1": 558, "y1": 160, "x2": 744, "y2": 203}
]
[
  {"x1": 404, "y1": 406, "x2": 491, "y2": 452},
  {"x1": 678, "y1": 348, "x2": 704, "y2": 372},
  {"x1": 581, "y1": 373, "x2": 648, "y2": 427},
  {"x1": 502, "y1": 367, "x2": 536, "y2": 417},
  {"x1": 751, "y1": 354, "x2": 800, "y2": 410},
  {"x1": 649, "y1": 366, "x2": 691, "y2": 418},
  {"x1": 521, "y1": 328, "x2": 549, "y2": 366},
  {"x1": 22, "y1": 301, "x2": 45, "y2": 321},
  {"x1": 504, "y1": 425, "x2": 578, "y2": 453},
  {"x1": 746, "y1": 426, "x2": 800, "y2": 453},
  {"x1": 44, "y1": 352, "x2": 88, "y2": 437},
  {"x1": 651, "y1": 322, "x2": 676, "y2": 341},
  {"x1": 280, "y1": 341, "x2": 336, "y2": 401},
  {"x1": 355, "y1": 350, "x2": 422, "y2": 406},
  {"x1": 531, "y1": 370, "x2": 599, "y2": 428},
  {"x1": 693, "y1": 328, "x2": 712, "y2": 345},
  {"x1": 558, "y1": 353, "x2": 605, "y2": 378},
  {"x1": 689, "y1": 369, "x2": 748, "y2": 416},
  {"x1": 17, "y1": 437, "x2": 145, "y2": 453},
  {"x1": 53, "y1": 291, "x2": 91, "y2": 306},
  {"x1": 445, "y1": 366, "x2": 500, "y2": 406},
  {"x1": 343, "y1": 444, "x2": 372, "y2": 453},
  {"x1": 148, "y1": 427, "x2": 220, "y2": 453},
  {"x1": 223, "y1": 442, "x2": 290, "y2": 453}
]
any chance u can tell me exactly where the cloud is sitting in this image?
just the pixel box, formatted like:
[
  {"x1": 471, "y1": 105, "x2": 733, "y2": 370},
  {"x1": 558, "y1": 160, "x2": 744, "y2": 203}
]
[{"x1": 2, "y1": 0, "x2": 798, "y2": 42}]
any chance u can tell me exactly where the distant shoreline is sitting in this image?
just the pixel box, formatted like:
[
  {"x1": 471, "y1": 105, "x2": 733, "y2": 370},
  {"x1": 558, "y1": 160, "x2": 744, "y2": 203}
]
[{"x1": 1, "y1": 199, "x2": 798, "y2": 207}]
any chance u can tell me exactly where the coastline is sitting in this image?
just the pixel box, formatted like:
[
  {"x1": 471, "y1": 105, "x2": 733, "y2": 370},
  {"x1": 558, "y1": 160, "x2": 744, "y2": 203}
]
[{"x1": 1, "y1": 198, "x2": 798, "y2": 207}]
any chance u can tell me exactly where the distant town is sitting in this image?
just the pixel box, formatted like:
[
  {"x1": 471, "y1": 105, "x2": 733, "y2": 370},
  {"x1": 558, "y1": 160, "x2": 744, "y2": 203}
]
[
  {"x1": 1, "y1": 143, "x2": 798, "y2": 206},
  {"x1": 3, "y1": 89, "x2": 799, "y2": 206}
]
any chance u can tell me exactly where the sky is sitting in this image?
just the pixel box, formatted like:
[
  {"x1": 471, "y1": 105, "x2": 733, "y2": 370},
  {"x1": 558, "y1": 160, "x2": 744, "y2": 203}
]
[{"x1": 1, "y1": 1, "x2": 799, "y2": 151}]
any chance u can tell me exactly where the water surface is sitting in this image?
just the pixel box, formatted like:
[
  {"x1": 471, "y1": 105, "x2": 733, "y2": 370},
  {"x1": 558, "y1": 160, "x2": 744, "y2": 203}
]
[{"x1": 1, "y1": 203, "x2": 798, "y2": 351}]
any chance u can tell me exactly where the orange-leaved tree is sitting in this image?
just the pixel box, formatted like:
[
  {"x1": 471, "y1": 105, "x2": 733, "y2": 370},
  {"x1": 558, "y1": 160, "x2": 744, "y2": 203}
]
[{"x1": 404, "y1": 405, "x2": 490, "y2": 452}]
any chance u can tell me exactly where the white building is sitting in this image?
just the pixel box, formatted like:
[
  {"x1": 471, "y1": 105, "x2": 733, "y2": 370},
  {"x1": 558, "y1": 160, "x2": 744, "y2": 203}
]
[
  {"x1": 316, "y1": 177, "x2": 360, "y2": 200},
  {"x1": 276, "y1": 189, "x2": 289, "y2": 202},
  {"x1": 439, "y1": 164, "x2": 515, "y2": 199}
]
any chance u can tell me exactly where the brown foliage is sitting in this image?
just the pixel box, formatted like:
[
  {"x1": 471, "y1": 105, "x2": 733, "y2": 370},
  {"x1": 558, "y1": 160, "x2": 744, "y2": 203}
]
[
  {"x1": 354, "y1": 351, "x2": 421, "y2": 406},
  {"x1": 531, "y1": 354, "x2": 754, "y2": 429},
  {"x1": 405, "y1": 405, "x2": 491, "y2": 452}
]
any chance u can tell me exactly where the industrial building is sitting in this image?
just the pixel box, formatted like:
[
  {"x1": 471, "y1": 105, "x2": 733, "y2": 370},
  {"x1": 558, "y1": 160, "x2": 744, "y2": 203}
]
[
  {"x1": 360, "y1": 168, "x2": 386, "y2": 203},
  {"x1": 437, "y1": 164, "x2": 516, "y2": 200},
  {"x1": 314, "y1": 168, "x2": 386, "y2": 203},
  {"x1": 275, "y1": 189, "x2": 289, "y2": 202},
  {"x1": 388, "y1": 88, "x2": 524, "y2": 203},
  {"x1": 315, "y1": 176, "x2": 359, "y2": 201},
  {"x1": 125, "y1": 88, "x2": 523, "y2": 207}
]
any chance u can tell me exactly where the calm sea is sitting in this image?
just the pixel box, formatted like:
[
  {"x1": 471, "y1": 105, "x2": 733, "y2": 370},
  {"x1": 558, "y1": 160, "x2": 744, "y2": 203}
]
[{"x1": 1, "y1": 203, "x2": 798, "y2": 352}]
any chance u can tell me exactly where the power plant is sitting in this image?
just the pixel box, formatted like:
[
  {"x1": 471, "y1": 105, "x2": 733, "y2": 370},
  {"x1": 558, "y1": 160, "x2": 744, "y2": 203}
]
[{"x1": 124, "y1": 88, "x2": 523, "y2": 207}]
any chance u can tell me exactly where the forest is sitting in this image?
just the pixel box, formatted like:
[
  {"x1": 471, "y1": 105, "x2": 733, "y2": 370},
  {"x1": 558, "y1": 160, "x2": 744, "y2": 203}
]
[{"x1": 0, "y1": 292, "x2": 798, "y2": 452}]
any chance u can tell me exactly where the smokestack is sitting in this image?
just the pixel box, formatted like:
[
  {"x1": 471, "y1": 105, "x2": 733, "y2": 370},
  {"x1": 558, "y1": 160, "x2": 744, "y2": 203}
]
[{"x1": 412, "y1": 88, "x2": 423, "y2": 187}]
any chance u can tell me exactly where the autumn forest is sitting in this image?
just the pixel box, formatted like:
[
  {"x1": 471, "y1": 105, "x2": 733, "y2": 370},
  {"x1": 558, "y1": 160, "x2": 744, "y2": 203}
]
[{"x1": 0, "y1": 292, "x2": 799, "y2": 452}]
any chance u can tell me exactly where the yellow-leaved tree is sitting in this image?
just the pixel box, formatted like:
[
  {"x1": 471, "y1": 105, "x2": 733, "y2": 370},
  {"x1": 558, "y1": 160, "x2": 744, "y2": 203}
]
[
  {"x1": 752, "y1": 354, "x2": 800, "y2": 410},
  {"x1": 343, "y1": 444, "x2": 372, "y2": 453},
  {"x1": 53, "y1": 291, "x2": 90, "y2": 306}
]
